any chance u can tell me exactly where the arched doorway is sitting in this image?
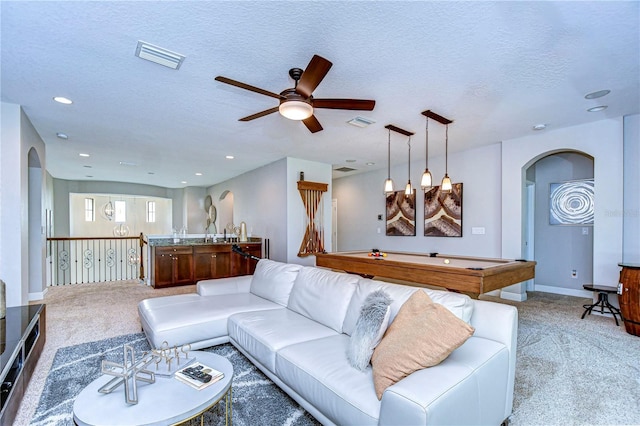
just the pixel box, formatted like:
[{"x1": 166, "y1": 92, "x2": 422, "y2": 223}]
[{"x1": 524, "y1": 150, "x2": 594, "y2": 297}]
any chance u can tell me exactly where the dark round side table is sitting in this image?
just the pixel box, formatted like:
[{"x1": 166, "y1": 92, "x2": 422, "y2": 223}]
[{"x1": 581, "y1": 284, "x2": 622, "y2": 326}]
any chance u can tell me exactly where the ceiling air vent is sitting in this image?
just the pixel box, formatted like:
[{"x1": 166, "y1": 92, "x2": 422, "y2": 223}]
[
  {"x1": 347, "y1": 116, "x2": 375, "y2": 128},
  {"x1": 334, "y1": 167, "x2": 357, "y2": 173},
  {"x1": 135, "y1": 41, "x2": 185, "y2": 70}
]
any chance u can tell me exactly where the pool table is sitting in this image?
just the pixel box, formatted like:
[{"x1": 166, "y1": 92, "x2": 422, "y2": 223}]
[{"x1": 315, "y1": 250, "x2": 536, "y2": 298}]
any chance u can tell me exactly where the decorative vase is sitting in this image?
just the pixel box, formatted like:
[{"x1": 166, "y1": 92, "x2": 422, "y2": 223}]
[{"x1": 240, "y1": 222, "x2": 248, "y2": 242}]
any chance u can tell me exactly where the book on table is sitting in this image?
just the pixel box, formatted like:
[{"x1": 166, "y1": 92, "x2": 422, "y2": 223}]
[{"x1": 174, "y1": 361, "x2": 224, "y2": 390}]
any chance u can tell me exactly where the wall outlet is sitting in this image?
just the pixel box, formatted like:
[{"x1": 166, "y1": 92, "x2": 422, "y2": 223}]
[
  {"x1": 377, "y1": 227, "x2": 381, "y2": 234},
  {"x1": 571, "y1": 269, "x2": 578, "y2": 279}
]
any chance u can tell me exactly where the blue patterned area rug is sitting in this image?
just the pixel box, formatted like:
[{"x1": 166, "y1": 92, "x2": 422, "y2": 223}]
[{"x1": 30, "y1": 334, "x2": 320, "y2": 426}]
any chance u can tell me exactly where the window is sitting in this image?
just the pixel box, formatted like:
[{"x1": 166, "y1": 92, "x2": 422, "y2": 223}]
[
  {"x1": 84, "y1": 198, "x2": 95, "y2": 221},
  {"x1": 147, "y1": 201, "x2": 156, "y2": 223},
  {"x1": 114, "y1": 200, "x2": 126, "y2": 222}
]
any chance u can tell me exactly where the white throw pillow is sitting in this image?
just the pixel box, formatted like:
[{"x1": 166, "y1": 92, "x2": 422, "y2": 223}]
[
  {"x1": 346, "y1": 290, "x2": 392, "y2": 371},
  {"x1": 249, "y1": 259, "x2": 302, "y2": 306}
]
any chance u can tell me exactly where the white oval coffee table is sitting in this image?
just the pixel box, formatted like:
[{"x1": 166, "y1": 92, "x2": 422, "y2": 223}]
[{"x1": 73, "y1": 351, "x2": 233, "y2": 426}]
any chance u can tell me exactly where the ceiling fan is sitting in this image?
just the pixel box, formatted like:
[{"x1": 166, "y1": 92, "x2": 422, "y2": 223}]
[{"x1": 215, "y1": 55, "x2": 375, "y2": 133}]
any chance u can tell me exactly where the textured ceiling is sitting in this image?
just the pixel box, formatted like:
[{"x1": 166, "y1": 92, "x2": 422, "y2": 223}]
[{"x1": 2, "y1": 1, "x2": 638, "y2": 188}]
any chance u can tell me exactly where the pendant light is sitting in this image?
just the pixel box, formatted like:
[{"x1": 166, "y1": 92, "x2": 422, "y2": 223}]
[
  {"x1": 405, "y1": 136, "x2": 413, "y2": 196},
  {"x1": 384, "y1": 124, "x2": 415, "y2": 194},
  {"x1": 441, "y1": 123, "x2": 453, "y2": 193},
  {"x1": 383, "y1": 127, "x2": 394, "y2": 194},
  {"x1": 420, "y1": 116, "x2": 432, "y2": 189}
]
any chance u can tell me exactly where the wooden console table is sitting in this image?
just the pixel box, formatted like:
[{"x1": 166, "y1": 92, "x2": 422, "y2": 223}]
[{"x1": 0, "y1": 304, "x2": 46, "y2": 425}]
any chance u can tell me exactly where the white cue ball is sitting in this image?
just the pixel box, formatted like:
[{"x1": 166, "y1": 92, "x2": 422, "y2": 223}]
[{"x1": 444, "y1": 259, "x2": 450, "y2": 264}]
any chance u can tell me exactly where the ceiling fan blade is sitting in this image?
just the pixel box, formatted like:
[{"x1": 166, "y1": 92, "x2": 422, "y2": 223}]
[
  {"x1": 239, "y1": 106, "x2": 280, "y2": 121},
  {"x1": 302, "y1": 115, "x2": 323, "y2": 133},
  {"x1": 215, "y1": 76, "x2": 283, "y2": 99},
  {"x1": 313, "y1": 98, "x2": 376, "y2": 110},
  {"x1": 296, "y1": 55, "x2": 333, "y2": 98}
]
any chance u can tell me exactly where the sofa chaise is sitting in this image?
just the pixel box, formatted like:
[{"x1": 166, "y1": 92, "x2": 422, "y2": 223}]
[{"x1": 138, "y1": 259, "x2": 518, "y2": 425}]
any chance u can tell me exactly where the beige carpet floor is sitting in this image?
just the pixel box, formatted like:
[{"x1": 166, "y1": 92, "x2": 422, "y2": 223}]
[{"x1": 14, "y1": 280, "x2": 194, "y2": 426}]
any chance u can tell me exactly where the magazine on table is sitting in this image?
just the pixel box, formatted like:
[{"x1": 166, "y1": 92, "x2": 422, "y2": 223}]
[{"x1": 174, "y1": 361, "x2": 224, "y2": 390}]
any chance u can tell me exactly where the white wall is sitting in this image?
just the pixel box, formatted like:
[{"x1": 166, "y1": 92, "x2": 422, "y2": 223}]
[
  {"x1": 0, "y1": 103, "x2": 47, "y2": 306},
  {"x1": 183, "y1": 186, "x2": 207, "y2": 234},
  {"x1": 333, "y1": 143, "x2": 503, "y2": 257},
  {"x1": 69, "y1": 193, "x2": 172, "y2": 237},
  {"x1": 207, "y1": 157, "x2": 332, "y2": 265},
  {"x1": 53, "y1": 178, "x2": 181, "y2": 236},
  {"x1": 502, "y1": 118, "x2": 624, "y2": 301},
  {"x1": 623, "y1": 114, "x2": 640, "y2": 263},
  {"x1": 209, "y1": 159, "x2": 289, "y2": 262}
]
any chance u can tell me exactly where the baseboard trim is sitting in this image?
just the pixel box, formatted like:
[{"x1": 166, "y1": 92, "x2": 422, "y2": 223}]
[
  {"x1": 534, "y1": 285, "x2": 592, "y2": 298},
  {"x1": 29, "y1": 287, "x2": 48, "y2": 302},
  {"x1": 499, "y1": 291, "x2": 527, "y2": 302}
]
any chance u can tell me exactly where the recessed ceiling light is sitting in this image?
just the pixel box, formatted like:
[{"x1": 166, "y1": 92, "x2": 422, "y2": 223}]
[
  {"x1": 366, "y1": 162, "x2": 375, "y2": 166},
  {"x1": 56, "y1": 132, "x2": 69, "y2": 140},
  {"x1": 532, "y1": 124, "x2": 547, "y2": 131},
  {"x1": 225, "y1": 155, "x2": 234, "y2": 159},
  {"x1": 53, "y1": 96, "x2": 73, "y2": 104},
  {"x1": 181, "y1": 181, "x2": 187, "y2": 184},
  {"x1": 85, "y1": 175, "x2": 93, "y2": 178},
  {"x1": 79, "y1": 153, "x2": 90, "y2": 157},
  {"x1": 195, "y1": 172, "x2": 202, "y2": 176},
  {"x1": 83, "y1": 165, "x2": 92, "y2": 168},
  {"x1": 346, "y1": 159, "x2": 356, "y2": 163},
  {"x1": 587, "y1": 105, "x2": 608, "y2": 112},
  {"x1": 585, "y1": 90, "x2": 610, "y2": 100},
  {"x1": 148, "y1": 172, "x2": 155, "y2": 175},
  {"x1": 119, "y1": 161, "x2": 137, "y2": 166}
]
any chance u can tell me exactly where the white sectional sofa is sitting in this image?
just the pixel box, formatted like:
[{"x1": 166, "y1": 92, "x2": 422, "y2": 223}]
[{"x1": 138, "y1": 259, "x2": 518, "y2": 425}]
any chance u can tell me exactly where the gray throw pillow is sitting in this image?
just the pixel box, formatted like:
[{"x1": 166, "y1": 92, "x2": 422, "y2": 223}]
[{"x1": 347, "y1": 290, "x2": 392, "y2": 371}]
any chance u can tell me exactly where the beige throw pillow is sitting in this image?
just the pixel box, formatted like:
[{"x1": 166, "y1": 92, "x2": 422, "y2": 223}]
[{"x1": 371, "y1": 290, "x2": 475, "y2": 399}]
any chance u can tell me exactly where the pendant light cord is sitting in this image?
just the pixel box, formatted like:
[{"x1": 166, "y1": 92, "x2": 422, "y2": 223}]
[
  {"x1": 387, "y1": 129, "x2": 391, "y2": 179},
  {"x1": 407, "y1": 137, "x2": 411, "y2": 180},
  {"x1": 425, "y1": 118, "x2": 429, "y2": 169},
  {"x1": 445, "y1": 124, "x2": 449, "y2": 174}
]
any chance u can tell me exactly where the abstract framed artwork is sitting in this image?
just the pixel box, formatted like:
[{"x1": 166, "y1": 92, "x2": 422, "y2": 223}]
[
  {"x1": 424, "y1": 183, "x2": 463, "y2": 237},
  {"x1": 386, "y1": 190, "x2": 416, "y2": 236},
  {"x1": 549, "y1": 179, "x2": 594, "y2": 225}
]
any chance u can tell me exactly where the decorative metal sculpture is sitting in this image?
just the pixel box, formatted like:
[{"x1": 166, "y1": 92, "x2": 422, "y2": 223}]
[
  {"x1": 98, "y1": 343, "x2": 193, "y2": 404},
  {"x1": 297, "y1": 180, "x2": 328, "y2": 257},
  {"x1": 99, "y1": 345, "x2": 156, "y2": 405},
  {"x1": 150, "y1": 342, "x2": 194, "y2": 376}
]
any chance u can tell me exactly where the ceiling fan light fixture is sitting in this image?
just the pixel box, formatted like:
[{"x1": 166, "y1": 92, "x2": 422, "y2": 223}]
[{"x1": 279, "y1": 100, "x2": 313, "y2": 120}]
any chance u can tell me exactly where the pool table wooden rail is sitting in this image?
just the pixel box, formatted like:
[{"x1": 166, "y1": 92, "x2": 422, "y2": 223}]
[{"x1": 315, "y1": 251, "x2": 536, "y2": 297}]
